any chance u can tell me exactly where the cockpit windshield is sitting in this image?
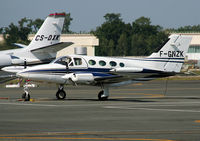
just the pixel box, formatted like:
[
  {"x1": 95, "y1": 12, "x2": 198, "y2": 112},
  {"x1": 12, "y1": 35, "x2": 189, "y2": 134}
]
[{"x1": 53, "y1": 56, "x2": 73, "y2": 66}]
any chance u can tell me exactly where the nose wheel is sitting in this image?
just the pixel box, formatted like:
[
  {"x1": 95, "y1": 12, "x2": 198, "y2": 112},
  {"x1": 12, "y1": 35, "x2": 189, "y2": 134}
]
[{"x1": 56, "y1": 85, "x2": 66, "y2": 100}]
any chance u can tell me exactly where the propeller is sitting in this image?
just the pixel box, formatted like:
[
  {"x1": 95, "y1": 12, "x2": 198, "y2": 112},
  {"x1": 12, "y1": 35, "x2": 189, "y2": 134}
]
[
  {"x1": 68, "y1": 76, "x2": 77, "y2": 86},
  {"x1": 24, "y1": 59, "x2": 27, "y2": 69},
  {"x1": 64, "y1": 59, "x2": 77, "y2": 86}
]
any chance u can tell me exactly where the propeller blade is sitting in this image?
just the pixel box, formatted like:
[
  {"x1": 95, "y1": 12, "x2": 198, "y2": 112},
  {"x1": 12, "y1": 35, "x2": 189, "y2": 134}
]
[{"x1": 24, "y1": 59, "x2": 27, "y2": 69}]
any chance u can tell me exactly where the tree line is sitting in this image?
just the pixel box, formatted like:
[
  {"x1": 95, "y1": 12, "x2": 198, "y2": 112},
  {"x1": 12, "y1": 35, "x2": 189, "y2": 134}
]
[
  {"x1": 0, "y1": 12, "x2": 200, "y2": 56},
  {"x1": 93, "y1": 14, "x2": 168, "y2": 56}
]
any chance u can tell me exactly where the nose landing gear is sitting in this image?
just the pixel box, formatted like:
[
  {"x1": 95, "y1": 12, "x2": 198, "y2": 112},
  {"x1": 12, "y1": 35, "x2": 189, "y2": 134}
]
[{"x1": 56, "y1": 85, "x2": 66, "y2": 100}]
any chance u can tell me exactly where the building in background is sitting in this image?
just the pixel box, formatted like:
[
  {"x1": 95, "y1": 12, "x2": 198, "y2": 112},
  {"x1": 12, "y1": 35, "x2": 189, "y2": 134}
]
[{"x1": 181, "y1": 33, "x2": 200, "y2": 61}]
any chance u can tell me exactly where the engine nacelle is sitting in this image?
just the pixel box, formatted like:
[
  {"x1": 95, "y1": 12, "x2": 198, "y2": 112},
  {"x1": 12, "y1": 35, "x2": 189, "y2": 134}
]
[
  {"x1": 0, "y1": 55, "x2": 12, "y2": 67},
  {"x1": 72, "y1": 73, "x2": 94, "y2": 82},
  {"x1": 62, "y1": 73, "x2": 94, "y2": 83}
]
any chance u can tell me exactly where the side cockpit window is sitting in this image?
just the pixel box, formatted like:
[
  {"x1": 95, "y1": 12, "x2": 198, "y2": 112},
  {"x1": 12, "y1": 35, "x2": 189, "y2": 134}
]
[{"x1": 54, "y1": 56, "x2": 73, "y2": 66}]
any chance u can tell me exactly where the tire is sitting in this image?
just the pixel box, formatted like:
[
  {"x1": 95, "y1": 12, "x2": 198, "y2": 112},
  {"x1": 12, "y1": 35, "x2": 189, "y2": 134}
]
[
  {"x1": 24, "y1": 93, "x2": 30, "y2": 101},
  {"x1": 56, "y1": 90, "x2": 66, "y2": 100},
  {"x1": 98, "y1": 90, "x2": 108, "y2": 101}
]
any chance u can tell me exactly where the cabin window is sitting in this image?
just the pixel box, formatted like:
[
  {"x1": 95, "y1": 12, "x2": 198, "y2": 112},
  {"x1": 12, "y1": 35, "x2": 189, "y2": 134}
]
[
  {"x1": 74, "y1": 58, "x2": 82, "y2": 65},
  {"x1": 11, "y1": 56, "x2": 20, "y2": 59},
  {"x1": 119, "y1": 62, "x2": 125, "y2": 67},
  {"x1": 88, "y1": 60, "x2": 96, "y2": 65},
  {"x1": 109, "y1": 61, "x2": 117, "y2": 67},
  {"x1": 99, "y1": 60, "x2": 106, "y2": 66}
]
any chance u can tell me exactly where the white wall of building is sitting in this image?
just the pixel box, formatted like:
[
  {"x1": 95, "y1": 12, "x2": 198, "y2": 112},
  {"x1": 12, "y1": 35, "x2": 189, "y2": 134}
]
[
  {"x1": 58, "y1": 34, "x2": 99, "y2": 57},
  {"x1": 179, "y1": 33, "x2": 200, "y2": 60}
]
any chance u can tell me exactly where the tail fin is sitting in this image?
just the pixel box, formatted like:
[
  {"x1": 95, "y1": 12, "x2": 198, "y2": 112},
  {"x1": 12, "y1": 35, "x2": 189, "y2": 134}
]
[
  {"x1": 27, "y1": 13, "x2": 65, "y2": 50},
  {"x1": 147, "y1": 34, "x2": 192, "y2": 72}
]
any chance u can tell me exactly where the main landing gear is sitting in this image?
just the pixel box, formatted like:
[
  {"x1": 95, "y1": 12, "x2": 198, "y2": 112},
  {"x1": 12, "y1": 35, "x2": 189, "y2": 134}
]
[
  {"x1": 98, "y1": 86, "x2": 109, "y2": 101},
  {"x1": 21, "y1": 83, "x2": 108, "y2": 101},
  {"x1": 56, "y1": 85, "x2": 66, "y2": 100},
  {"x1": 22, "y1": 84, "x2": 30, "y2": 101}
]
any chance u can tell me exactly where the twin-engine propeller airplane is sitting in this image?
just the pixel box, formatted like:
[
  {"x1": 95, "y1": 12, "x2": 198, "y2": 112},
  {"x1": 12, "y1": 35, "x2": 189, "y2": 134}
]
[
  {"x1": 2, "y1": 34, "x2": 192, "y2": 101},
  {"x1": 0, "y1": 13, "x2": 73, "y2": 82}
]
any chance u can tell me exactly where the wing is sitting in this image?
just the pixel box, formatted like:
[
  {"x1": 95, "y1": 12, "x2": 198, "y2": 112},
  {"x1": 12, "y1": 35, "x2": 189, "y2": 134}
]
[{"x1": 94, "y1": 74, "x2": 124, "y2": 84}]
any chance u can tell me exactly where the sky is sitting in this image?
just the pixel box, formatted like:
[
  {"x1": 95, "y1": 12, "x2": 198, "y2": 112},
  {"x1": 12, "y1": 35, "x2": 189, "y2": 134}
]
[{"x1": 0, "y1": 0, "x2": 200, "y2": 32}]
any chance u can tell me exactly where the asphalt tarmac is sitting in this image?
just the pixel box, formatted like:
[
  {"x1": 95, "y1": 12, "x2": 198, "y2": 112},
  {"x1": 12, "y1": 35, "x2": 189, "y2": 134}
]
[{"x1": 0, "y1": 80, "x2": 200, "y2": 141}]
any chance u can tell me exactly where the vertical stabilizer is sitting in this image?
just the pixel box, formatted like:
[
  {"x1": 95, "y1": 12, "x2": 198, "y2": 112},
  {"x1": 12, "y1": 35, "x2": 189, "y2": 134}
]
[
  {"x1": 27, "y1": 13, "x2": 65, "y2": 51},
  {"x1": 147, "y1": 34, "x2": 192, "y2": 72}
]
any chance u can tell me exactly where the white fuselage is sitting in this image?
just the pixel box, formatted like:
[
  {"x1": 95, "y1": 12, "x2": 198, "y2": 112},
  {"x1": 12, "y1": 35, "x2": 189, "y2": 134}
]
[{"x1": 16, "y1": 55, "x2": 175, "y2": 85}]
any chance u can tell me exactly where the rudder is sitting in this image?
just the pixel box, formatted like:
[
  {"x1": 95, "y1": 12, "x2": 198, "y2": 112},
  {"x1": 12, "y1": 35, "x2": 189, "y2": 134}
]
[{"x1": 147, "y1": 34, "x2": 192, "y2": 72}]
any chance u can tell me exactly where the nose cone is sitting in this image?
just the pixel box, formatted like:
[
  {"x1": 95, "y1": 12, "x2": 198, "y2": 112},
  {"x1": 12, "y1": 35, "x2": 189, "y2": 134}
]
[{"x1": 1, "y1": 66, "x2": 25, "y2": 73}]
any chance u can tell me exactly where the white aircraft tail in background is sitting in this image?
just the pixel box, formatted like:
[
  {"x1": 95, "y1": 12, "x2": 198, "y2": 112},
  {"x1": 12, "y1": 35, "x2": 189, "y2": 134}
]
[
  {"x1": 0, "y1": 12, "x2": 73, "y2": 68},
  {"x1": 2, "y1": 34, "x2": 192, "y2": 101},
  {"x1": 28, "y1": 13, "x2": 66, "y2": 51}
]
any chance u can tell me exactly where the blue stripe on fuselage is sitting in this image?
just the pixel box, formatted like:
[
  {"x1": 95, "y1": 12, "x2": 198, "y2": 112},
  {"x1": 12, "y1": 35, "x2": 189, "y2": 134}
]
[
  {"x1": 22, "y1": 67, "x2": 164, "y2": 76},
  {"x1": 122, "y1": 57, "x2": 184, "y2": 63},
  {"x1": 24, "y1": 68, "x2": 111, "y2": 73}
]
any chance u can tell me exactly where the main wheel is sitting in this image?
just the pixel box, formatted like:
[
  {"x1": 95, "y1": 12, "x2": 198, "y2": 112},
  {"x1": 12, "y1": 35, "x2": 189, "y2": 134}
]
[
  {"x1": 98, "y1": 90, "x2": 108, "y2": 101},
  {"x1": 56, "y1": 90, "x2": 66, "y2": 100},
  {"x1": 22, "y1": 92, "x2": 30, "y2": 101}
]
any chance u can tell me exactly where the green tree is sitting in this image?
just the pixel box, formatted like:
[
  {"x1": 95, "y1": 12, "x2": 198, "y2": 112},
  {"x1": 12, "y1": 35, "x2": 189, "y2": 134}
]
[
  {"x1": 104, "y1": 13, "x2": 122, "y2": 23},
  {"x1": 3, "y1": 17, "x2": 32, "y2": 45},
  {"x1": 3, "y1": 23, "x2": 19, "y2": 45},
  {"x1": 117, "y1": 33, "x2": 128, "y2": 56},
  {"x1": 107, "y1": 39, "x2": 114, "y2": 56},
  {"x1": 31, "y1": 18, "x2": 44, "y2": 33},
  {"x1": 62, "y1": 13, "x2": 73, "y2": 33},
  {"x1": 95, "y1": 37, "x2": 109, "y2": 56},
  {"x1": 167, "y1": 24, "x2": 200, "y2": 33},
  {"x1": 0, "y1": 28, "x2": 3, "y2": 34},
  {"x1": 130, "y1": 17, "x2": 168, "y2": 55},
  {"x1": 130, "y1": 34, "x2": 145, "y2": 56},
  {"x1": 94, "y1": 14, "x2": 168, "y2": 56},
  {"x1": 18, "y1": 17, "x2": 32, "y2": 42},
  {"x1": 94, "y1": 13, "x2": 127, "y2": 56}
]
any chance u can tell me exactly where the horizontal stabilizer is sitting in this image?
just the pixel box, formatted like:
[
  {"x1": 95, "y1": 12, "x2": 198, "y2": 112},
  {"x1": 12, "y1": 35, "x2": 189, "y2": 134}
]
[
  {"x1": 12, "y1": 43, "x2": 27, "y2": 48},
  {"x1": 31, "y1": 42, "x2": 73, "y2": 54}
]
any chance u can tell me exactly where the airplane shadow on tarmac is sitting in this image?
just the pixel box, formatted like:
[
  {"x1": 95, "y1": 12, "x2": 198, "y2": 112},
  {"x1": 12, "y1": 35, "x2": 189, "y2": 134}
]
[{"x1": 54, "y1": 98, "x2": 156, "y2": 103}]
